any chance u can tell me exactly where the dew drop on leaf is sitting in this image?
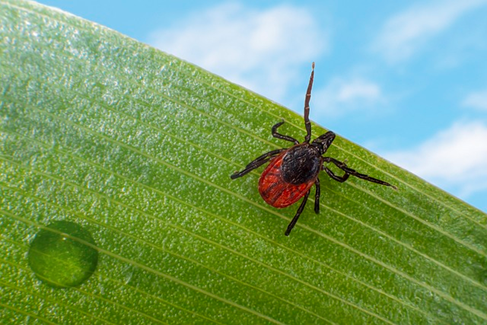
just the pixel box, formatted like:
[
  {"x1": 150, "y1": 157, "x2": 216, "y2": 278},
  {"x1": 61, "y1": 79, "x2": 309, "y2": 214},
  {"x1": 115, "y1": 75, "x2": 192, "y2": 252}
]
[{"x1": 28, "y1": 221, "x2": 99, "y2": 288}]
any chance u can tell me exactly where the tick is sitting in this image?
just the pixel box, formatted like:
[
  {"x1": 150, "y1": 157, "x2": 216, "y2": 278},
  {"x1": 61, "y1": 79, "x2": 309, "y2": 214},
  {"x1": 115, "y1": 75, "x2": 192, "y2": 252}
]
[{"x1": 231, "y1": 63, "x2": 397, "y2": 236}]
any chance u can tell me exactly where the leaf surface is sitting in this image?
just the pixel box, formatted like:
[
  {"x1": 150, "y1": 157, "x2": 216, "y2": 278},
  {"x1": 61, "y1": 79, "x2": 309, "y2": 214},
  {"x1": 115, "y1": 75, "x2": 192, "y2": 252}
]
[{"x1": 1, "y1": 1, "x2": 486, "y2": 324}]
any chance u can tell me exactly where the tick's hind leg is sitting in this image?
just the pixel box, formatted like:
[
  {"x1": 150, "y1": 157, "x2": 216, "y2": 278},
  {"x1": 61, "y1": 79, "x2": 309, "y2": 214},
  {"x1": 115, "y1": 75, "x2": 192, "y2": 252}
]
[
  {"x1": 230, "y1": 149, "x2": 284, "y2": 179},
  {"x1": 314, "y1": 178, "x2": 320, "y2": 214},
  {"x1": 323, "y1": 157, "x2": 397, "y2": 189},
  {"x1": 272, "y1": 121, "x2": 299, "y2": 144},
  {"x1": 285, "y1": 190, "x2": 310, "y2": 236}
]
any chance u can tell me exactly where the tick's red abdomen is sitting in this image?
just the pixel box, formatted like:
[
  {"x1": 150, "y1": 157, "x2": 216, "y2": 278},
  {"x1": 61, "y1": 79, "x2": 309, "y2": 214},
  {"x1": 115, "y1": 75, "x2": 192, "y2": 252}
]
[{"x1": 258, "y1": 152, "x2": 315, "y2": 208}]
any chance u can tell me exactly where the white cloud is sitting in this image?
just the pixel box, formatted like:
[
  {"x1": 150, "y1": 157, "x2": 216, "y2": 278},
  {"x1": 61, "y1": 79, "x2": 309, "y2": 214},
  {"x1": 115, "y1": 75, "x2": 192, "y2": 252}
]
[
  {"x1": 149, "y1": 3, "x2": 326, "y2": 104},
  {"x1": 313, "y1": 77, "x2": 383, "y2": 117},
  {"x1": 384, "y1": 121, "x2": 487, "y2": 197},
  {"x1": 373, "y1": 0, "x2": 487, "y2": 62},
  {"x1": 462, "y1": 89, "x2": 487, "y2": 111}
]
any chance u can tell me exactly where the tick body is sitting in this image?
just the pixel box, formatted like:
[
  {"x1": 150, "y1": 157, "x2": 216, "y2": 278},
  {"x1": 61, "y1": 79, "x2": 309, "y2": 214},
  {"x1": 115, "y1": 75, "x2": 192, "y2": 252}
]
[
  {"x1": 231, "y1": 63, "x2": 396, "y2": 236},
  {"x1": 259, "y1": 144, "x2": 320, "y2": 208}
]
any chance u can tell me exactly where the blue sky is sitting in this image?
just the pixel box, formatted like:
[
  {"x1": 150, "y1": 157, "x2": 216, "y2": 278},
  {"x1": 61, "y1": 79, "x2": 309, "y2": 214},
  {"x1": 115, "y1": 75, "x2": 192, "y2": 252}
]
[{"x1": 36, "y1": 0, "x2": 487, "y2": 213}]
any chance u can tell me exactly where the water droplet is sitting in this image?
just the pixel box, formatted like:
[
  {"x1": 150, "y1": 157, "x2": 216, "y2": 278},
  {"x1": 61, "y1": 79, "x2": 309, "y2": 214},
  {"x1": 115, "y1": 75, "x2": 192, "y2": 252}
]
[{"x1": 28, "y1": 221, "x2": 99, "y2": 288}]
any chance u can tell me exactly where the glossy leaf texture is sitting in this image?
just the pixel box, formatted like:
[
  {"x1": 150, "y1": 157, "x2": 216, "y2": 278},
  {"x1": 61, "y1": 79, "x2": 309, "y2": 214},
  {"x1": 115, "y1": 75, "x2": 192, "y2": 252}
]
[{"x1": 1, "y1": 1, "x2": 486, "y2": 324}]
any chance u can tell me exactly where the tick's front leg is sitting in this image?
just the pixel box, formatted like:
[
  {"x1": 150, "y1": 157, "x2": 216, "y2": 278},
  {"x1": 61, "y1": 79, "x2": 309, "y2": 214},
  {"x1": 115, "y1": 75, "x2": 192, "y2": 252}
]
[{"x1": 323, "y1": 157, "x2": 396, "y2": 189}]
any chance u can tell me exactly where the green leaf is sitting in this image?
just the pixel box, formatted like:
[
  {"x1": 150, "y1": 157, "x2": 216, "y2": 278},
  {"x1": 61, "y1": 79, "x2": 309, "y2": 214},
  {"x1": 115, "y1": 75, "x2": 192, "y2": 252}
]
[{"x1": 1, "y1": 0, "x2": 486, "y2": 324}]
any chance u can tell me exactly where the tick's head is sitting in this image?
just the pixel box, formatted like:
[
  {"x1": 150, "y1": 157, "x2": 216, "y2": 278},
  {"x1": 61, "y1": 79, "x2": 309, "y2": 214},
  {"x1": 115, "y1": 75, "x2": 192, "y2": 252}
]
[{"x1": 311, "y1": 131, "x2": 336, "y2": 155}]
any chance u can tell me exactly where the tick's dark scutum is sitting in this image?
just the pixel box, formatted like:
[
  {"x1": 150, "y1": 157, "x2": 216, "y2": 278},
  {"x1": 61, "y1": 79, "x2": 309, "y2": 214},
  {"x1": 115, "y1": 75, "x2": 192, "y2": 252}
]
[{"x1": 281, "y1": 144, "x2": 321, "y2": 185}]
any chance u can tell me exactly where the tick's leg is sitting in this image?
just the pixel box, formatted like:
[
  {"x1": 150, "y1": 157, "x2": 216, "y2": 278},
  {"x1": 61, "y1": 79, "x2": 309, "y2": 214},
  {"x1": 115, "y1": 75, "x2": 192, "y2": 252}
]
[
  {"x1": 230, "y1": 149, "x2": 284, "y2": 179},
  {"x1": 304, "y1": 62, "x2": 315, "y2": 143},
  {"x1": 314, "y1": 178, "x2": 320, "y2": 214},
  {"x1": 272, "y1": 121, "x2": 299, "y2": 144},
  {"x1": 323, "y1": 165, "x2": 350, "y2": 183},
  {"x1": 323, "y1": 157, "x2": 397, "y2": 189},
  {"x1": 285, "y1": 190, "x2": 310, "y2": 236}
]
